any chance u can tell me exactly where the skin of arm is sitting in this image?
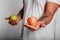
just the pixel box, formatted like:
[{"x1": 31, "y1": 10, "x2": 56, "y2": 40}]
[
  {"x1": 17, "y1": 7, "x2": 24, "y2": 20},
  {"x1": 39, "y1": 2, "x2": 59, "y2": 25}
]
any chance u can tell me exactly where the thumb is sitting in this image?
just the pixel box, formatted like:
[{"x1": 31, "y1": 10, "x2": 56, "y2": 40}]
[{"x1": 5, "y1": 17, "x2": 10, "y2": 20}]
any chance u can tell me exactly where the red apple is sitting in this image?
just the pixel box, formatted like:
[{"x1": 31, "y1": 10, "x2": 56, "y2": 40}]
[{"x1": 27, "y1": 17, "x2": 38, "y2": 26}]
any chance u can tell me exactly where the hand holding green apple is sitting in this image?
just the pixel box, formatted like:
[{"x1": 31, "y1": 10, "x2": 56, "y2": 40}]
[{"x1": 5, "y1": 15, "x2": 21, "y2": 25}]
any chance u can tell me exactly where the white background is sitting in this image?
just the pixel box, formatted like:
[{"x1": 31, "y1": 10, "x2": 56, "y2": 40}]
[
  {"x1": 0, "y1": 0, "x2": 23, "y2": 39},
  {"x1": 0, "y1": 0, "x2": 60, "y2": 40}
]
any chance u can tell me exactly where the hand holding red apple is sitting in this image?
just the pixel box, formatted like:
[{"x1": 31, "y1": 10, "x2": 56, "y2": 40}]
[{"x1": 23, "y1": 17, "x2": 46, "y2": 31}]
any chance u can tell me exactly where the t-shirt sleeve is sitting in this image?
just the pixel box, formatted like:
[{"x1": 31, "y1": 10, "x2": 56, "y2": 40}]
[{"x1": 47, "y1": 0, "x2": 60, "y2": 5}]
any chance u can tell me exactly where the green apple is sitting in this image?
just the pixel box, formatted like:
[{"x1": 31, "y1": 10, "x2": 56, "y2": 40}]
[{"x1": 10, "y1": 15, "x2": 18, "y2": 20}]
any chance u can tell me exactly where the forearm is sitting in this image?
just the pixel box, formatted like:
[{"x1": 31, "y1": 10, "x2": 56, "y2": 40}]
[
  {"x1": 39, "y1": 12, "x2": 54, "y2": 25},
  {"x1": 39, "y1": 2, "x2": 59, "y2": 25},
  {"x1": 17, "y1": 7, "x2": 24, "y2": 19}
]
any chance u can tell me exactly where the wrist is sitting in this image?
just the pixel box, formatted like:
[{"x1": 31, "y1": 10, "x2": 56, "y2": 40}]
[
  {"x1": 38, "y1": 20, "x2": 46, "y2": 25},
  {"x1": 38, "y1": 20, "x2": 47, "y2": 28},
  {"x1": 16, "y1": 15, "x2": 21, "y2": 21}
]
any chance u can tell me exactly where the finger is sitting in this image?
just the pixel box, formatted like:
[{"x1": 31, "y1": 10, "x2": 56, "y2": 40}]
[
  {"x1": 10, "y1": 21, "x2": 14, "y2": 25},
  {"x1": 10, "y1": 22, "x2": 16, "y2": 25},
  {"x1": 24, "y1": 24, "x2": 35, "y2": 31},
  {"x1": 41, "y1": 23, "x2": 46, "y2": 28},
  {"x1": 13, "y1": 22, "x2": 16, "y2": 25},
  {"x1": 36, "y1": 22, "x2": 41, "y2": 28},
  {"x1": 15, "y1": 21, "x2": 18, "y2": 25},
  {"x1": 12, "y1": 20, "x2": 18, "y2": 25},
  {"x1": 13, "y1": 20, "x2": 18, "y2": 24},
  {"x1": 38, "y1": 21, "x2": 46, "y2": 28},
  {"x1": 12, "y1": 21, "x2": 17, "y2": 25},
  {"x1": 12, "y1": 21, "x2": 16, "y2": 24},
  {"x1": 8, "y1": 21, "x2": 13, "y2": 25},
  {"x1": 8, "y1": 21, "x2": 14, "y2": 25},
  {"x1": 9, "y1": 20, "x2": 18, "y2": 25},
  {"x1": 23, "y1": 23, "x2": 37, "y2": 31},
  {"x1": 12, "y1": 21, "x2": 15, "y2": 24},
  {"x1": 9, "y1": 21, "x2": 14, "y2": 25},
  {"x1": 23, "y1": 23, "x2": 32, "y2": 28}
]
